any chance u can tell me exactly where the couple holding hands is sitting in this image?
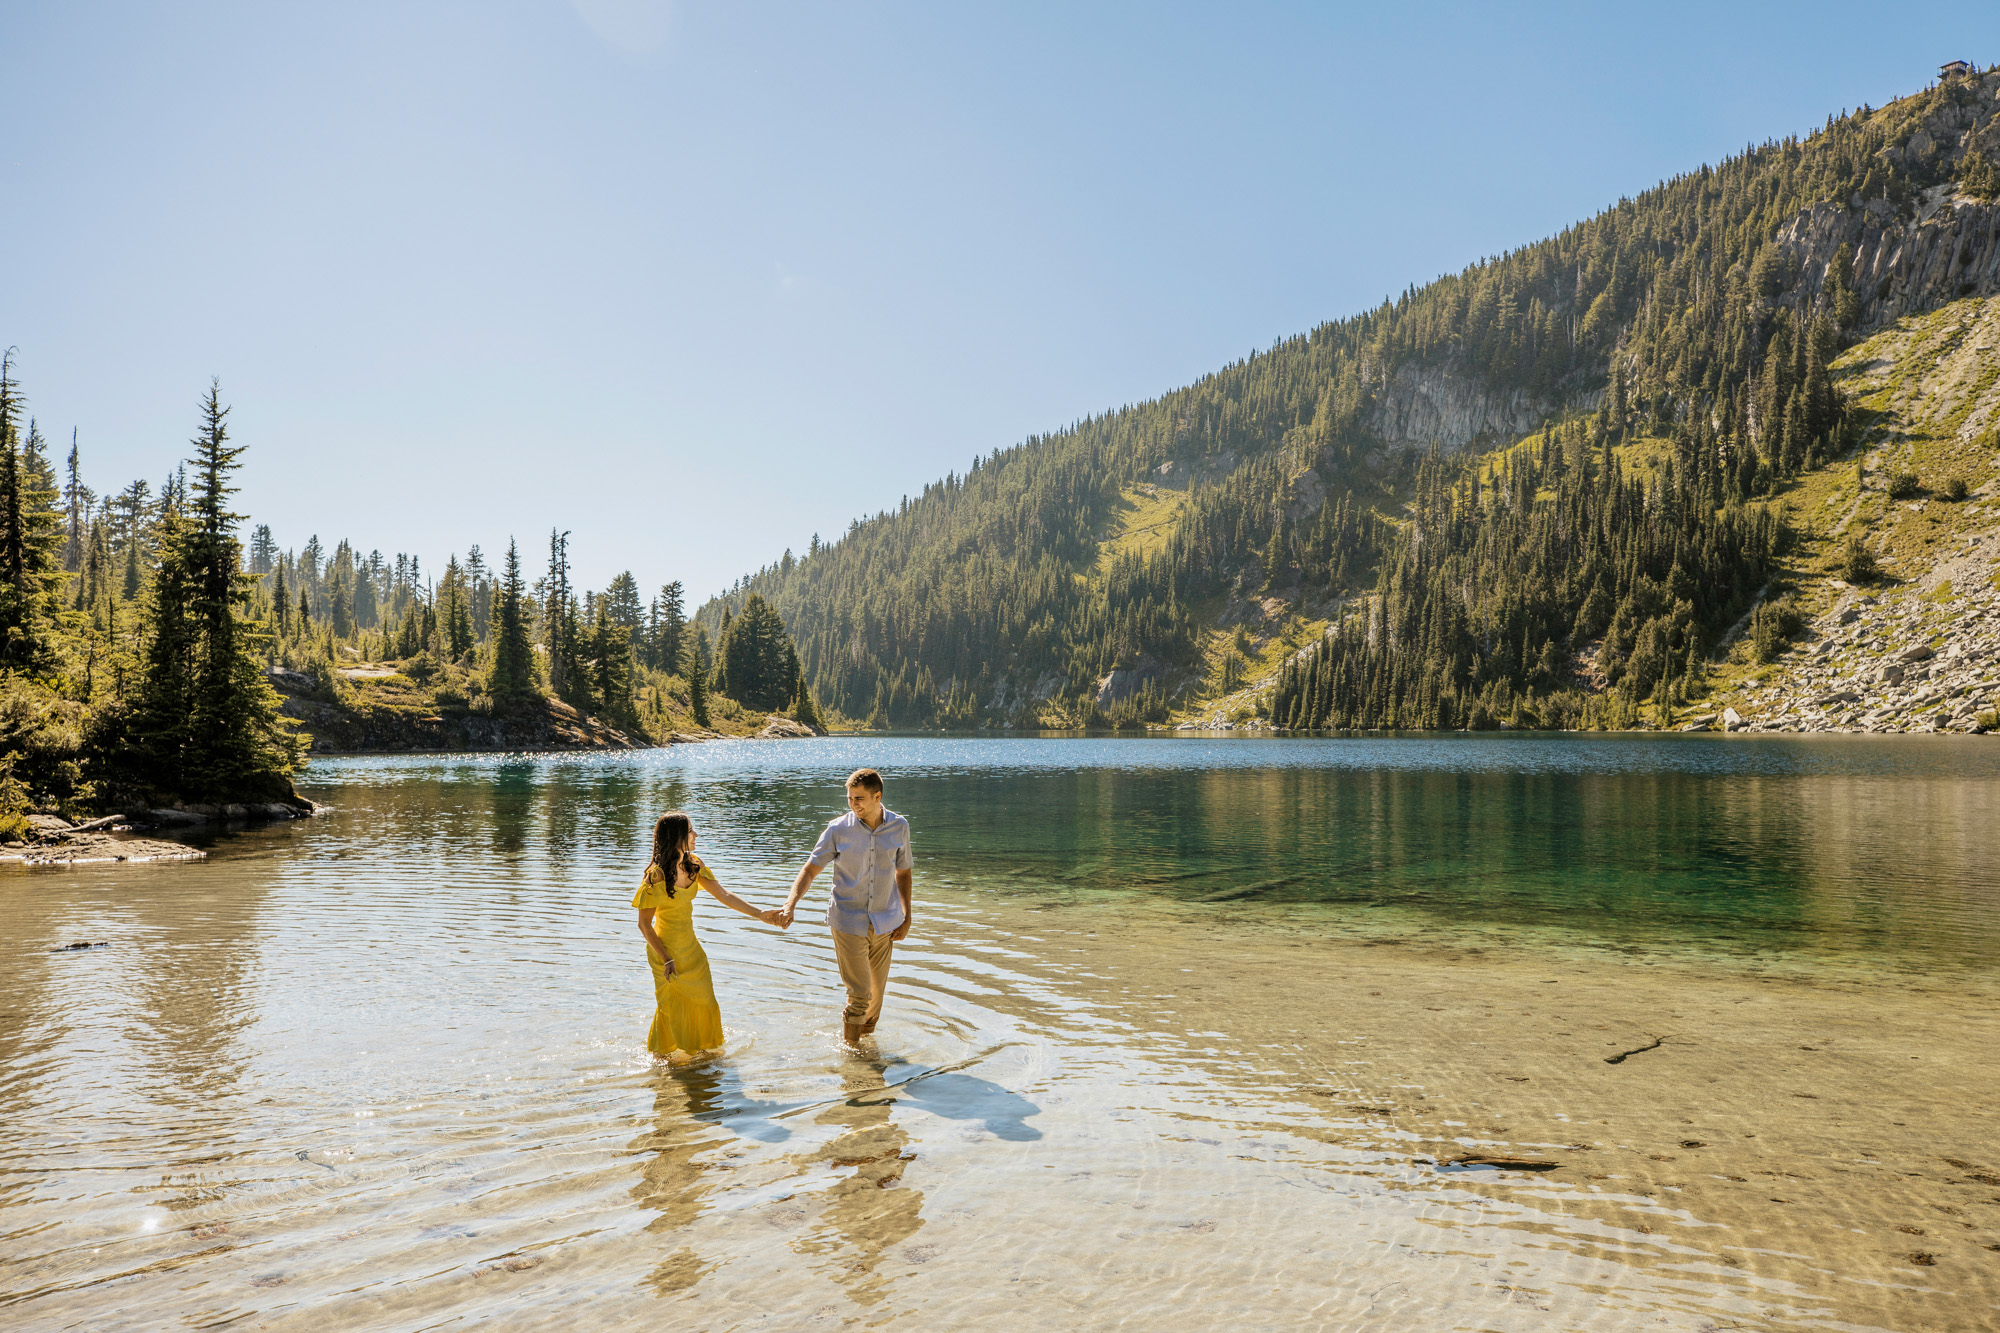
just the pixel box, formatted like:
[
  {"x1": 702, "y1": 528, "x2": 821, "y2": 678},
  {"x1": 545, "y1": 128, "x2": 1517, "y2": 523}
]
[{"x1": 633, "y1": 767, "x2": 913, "y2": 1057}]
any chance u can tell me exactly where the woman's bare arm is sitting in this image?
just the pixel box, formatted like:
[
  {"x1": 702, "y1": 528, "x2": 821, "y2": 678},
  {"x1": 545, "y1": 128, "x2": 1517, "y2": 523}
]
[
  {"x1": 636, "y1": 908, "x2": 675, "y2": 975},
  {"x1": 699, "y1": 872, "x2": 785, "y2": 925}
]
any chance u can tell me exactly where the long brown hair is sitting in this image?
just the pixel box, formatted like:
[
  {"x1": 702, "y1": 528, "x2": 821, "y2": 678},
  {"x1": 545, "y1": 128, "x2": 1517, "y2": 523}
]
[{"x1": 650, "y1": 812, "x2": 700, "y2": 897}]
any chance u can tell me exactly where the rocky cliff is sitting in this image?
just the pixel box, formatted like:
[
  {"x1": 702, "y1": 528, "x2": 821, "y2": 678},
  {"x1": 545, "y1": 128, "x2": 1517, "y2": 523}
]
[{"x1": 1361, "y1": 360, "x2": 1558, "y2": 451}]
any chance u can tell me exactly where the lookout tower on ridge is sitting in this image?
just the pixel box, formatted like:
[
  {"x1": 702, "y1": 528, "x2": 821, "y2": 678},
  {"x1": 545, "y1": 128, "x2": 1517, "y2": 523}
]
[{"x1": 1939, "y1": 59, "x2": 1975, "y2": 81}]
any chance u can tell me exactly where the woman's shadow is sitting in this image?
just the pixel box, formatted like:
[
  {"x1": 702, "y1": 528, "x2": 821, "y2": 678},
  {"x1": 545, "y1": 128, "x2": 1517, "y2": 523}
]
[{"x1": 631, "y1": 1060, "x2": 795, "y2": 1298}]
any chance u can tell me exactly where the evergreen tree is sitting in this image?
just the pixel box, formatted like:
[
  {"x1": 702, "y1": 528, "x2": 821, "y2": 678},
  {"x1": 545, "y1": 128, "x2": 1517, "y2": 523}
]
[
  {"x1": 545, "y1": 529, "x2": 584, "y2": 703},
  {"x1": 650, "y1": 580, "x2": 685, "y2": 672},
  {"x1": 63, "y1": 431, "x2": 92, "y2": 573},
  {"x1": 440, "y1": 554, "x2": 474, "y2": 659},
  {"x1": 686, "y1": 623, "x2": 712, "y2": 728},
  {"x1": 0, "y1": 359, "x2": 68, "y2": 673},
  {"x1": 719, "y1": 593, "x2": 800, "y2": 711},
  {"x1": 602, "y1": 571, "x2": 644, "y2": 656},
  {"x1": 787, "y1": 640, "x2": 824, "y2": 731},
  {"x1": 488, "y1": 537, "x2": 538, "y2": 706},
  {"x1": 590, "y1": 600, "x2": 638, "y2": 728},
  {"x1": 711, "y1": 606, "x2": 734, "y2": 694},
  {"x1": 129, "y1": 381, "x2": 299, "y2": 798},
  {"x1": 466, "y1": 545, "x2": 491, "y2": 643}
]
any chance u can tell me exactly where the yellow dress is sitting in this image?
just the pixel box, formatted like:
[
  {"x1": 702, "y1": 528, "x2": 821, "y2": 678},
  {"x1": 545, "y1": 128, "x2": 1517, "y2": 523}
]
[{"x1": 633, "y1": 855, "x2": 725, "y2": 1057}]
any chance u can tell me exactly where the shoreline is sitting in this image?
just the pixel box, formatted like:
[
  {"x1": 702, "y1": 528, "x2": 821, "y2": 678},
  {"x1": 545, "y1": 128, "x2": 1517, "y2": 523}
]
[{"x1": 1, "y1": 802, "x2": 317, "y2": 867}]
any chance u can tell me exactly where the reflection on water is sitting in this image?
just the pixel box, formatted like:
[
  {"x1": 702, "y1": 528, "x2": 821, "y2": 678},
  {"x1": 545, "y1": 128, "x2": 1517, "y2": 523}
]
[
  {"x1": 1, "y1": 736, "x2": 1997, "y2": 1330},
  {"x1": 799, "y1": 1055, "x2": 925, "y2": 1305}
]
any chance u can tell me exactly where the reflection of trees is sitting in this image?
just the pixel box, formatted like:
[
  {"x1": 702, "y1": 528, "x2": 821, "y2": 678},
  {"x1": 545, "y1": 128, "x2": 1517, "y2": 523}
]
[
  {"x1": 123, "y1": 864, "x2": 268, "y2": 1112},
  {"x1": 792, "y1": 1053, "x2": 924, "y2": 1305},
  {"x1": 486, "y1": 760, "x2": 537, "y2": 860},
  {"x1": 912, "y1": 758, "x2": 2000, "y2": 959},
  {"x1": 0, "y1": 875, "x2": 85, "y2": 1137}
]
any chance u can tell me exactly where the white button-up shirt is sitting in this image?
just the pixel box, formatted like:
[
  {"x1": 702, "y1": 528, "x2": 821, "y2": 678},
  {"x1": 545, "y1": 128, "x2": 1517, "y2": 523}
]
[{"x1": 809, "y1": 808, "x2": 913, "y2": 935}]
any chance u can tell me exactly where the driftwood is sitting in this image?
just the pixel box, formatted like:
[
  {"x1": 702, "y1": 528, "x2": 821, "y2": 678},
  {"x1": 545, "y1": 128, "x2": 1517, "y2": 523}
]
[
  {"x1": 67, "y1": 815, "x2": 127, "y2": 833},
  {"x1": 1438, "y1": 1154, "x2": 1560, "y2": 1172}
]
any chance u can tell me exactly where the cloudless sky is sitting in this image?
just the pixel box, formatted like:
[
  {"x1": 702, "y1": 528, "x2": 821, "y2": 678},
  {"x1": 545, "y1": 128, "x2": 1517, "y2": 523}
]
[{"x1": 0, "y1": 2, "x2": 1988, "y2": 597}]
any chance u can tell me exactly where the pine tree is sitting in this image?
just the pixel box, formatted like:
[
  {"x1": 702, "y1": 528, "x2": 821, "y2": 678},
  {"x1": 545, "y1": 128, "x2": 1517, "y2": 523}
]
[
  {"x1": 488, "y1": 537, "x2": 538, "y2": 706},
  {"x1": 686, "y1": 623, "x2": 712, "y2": 728},
  {"x1": 718, "y1": 593, "x2": 797, "y2": 710},
  {"x1": 440, "y1": 555, "x2": 474, "y2": 659},
  {"x1": 651, "y1": 580, "x2": 685, "y2": 672},
  {"x1": 63, "y1": 431, "x2": 92, "y2": 573},
  {"x1": 545, "y1": 529, "x2": 584, "y2": 703},
  {"x1": 787, "y1": 640, "x2": 824, "y2": 731},
  {"x1": 129, "y1": 381, "x2": 300, "y2": 799},
  {"x1": 590, "y1": 600, "x2": 637, "y2": 729},
  {"x1": 0, "y1": 358, "x2": 68, "y2": 673},
  {"x1": 712, "y1": 606, "x2": 733, "y2": 694}
]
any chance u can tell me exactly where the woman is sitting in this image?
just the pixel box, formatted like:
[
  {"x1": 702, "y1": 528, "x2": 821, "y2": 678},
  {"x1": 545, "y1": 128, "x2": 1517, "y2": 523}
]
[{"x1": 634, "y1": 811, "x2": 784, "y2": 1059}]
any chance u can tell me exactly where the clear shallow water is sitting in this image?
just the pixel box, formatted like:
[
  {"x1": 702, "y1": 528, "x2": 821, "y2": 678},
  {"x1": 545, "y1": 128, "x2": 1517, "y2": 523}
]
[{"x1": 3, "y1": 735, "x2": 1998, "y2": 1330}]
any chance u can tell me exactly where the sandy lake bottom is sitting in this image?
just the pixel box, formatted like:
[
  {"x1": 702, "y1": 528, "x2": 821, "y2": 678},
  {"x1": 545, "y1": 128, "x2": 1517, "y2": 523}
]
[{"x1": 3, "y1": 737, "x2": 1997, "y2": 1330}]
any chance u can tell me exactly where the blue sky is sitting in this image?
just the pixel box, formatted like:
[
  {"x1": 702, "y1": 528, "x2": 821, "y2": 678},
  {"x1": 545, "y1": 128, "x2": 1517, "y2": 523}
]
[{"x1": 0, "y1": 2, "x2": 1987, "y2": 597}]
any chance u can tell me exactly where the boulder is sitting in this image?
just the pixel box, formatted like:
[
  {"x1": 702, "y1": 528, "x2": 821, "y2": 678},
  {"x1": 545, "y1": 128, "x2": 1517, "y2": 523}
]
[
  {"x1": 1722, "y1": 707, "x2": 1744, "y2": 731},
  {"x1": 758, "y1": 717, "x2": 820, "y2": 740},
  {"x1": 1899, "y1": 643, "x2": 1935, "y2": 663},
  {"x1": 25, "y1": 814, "x2": 74, "y2": 843}
]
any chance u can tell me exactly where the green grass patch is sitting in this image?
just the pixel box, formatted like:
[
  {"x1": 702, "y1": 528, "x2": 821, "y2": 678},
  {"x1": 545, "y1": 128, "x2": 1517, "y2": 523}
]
[{"x1": 1093, "y1": 485, "x2": 1187, "y2": 574}]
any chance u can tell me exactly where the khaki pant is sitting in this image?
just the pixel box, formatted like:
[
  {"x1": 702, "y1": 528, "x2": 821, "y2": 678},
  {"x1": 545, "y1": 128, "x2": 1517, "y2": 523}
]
[{"x1": 832, "y1": 925, "x2": 895, "y2": 1031}]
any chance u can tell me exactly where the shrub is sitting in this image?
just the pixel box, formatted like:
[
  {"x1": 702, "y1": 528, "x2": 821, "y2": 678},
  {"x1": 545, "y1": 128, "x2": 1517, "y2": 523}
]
[
  {"x1": 0, "y1": 756, "x2": 32, "y2": 842},
  {"x1": 1886, "y1": 471, "x2": 1922, "y2": 500},
  {"x1": 1840, "y1": 535, "x2": 1880, "y2": 583},
  {"x1": 1943, "y1": 476, "x2": 1969, "y2": 501},
  {"x1": 1750, "y1": 598, "x2": 1804, "y2": 664}
]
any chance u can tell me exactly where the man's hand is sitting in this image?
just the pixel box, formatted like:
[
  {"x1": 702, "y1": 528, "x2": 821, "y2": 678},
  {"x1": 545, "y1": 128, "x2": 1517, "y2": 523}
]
[
  {"x1": 891, "y1": 916, "x2": 911, "y2": 942},
  {"x1": 758, "y1": 908, "x2": 785, "y2": 927},
  {"x1": 778, "y1": 904, "x2": 796, "y2": 928}
]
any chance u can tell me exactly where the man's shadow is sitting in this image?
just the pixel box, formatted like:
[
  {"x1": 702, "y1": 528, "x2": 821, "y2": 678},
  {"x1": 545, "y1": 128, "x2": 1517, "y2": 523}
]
[{"x1": 858, "y1": 1066, "x2": 1043, "y2": 1142}]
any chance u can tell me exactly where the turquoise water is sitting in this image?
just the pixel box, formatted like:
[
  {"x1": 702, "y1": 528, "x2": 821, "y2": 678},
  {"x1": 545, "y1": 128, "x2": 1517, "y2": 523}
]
[
  {"x1": 4, "y1": 734, "x2": 1997, "y2": 1331},
  {"x1": 304, "y1": 733, "x2": 2000, "y2": 969}
]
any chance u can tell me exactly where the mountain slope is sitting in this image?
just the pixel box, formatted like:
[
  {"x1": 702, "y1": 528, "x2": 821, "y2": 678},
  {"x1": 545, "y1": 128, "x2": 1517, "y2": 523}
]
[
  {"x1": 702, "y1": 67, "x2": 2000, "y2": 731},
  {"x1": 1694, "y1": 294, "x2": 2000, "y2": 734}
]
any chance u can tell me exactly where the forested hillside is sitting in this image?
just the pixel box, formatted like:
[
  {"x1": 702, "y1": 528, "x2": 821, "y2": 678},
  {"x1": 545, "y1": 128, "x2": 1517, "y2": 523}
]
[
  {"x1": 0, "y1": 382, "x2": 829, "y2": 823},
  {"x1": 700, "y1": 66, "x2": 2000, "y2": 730}
]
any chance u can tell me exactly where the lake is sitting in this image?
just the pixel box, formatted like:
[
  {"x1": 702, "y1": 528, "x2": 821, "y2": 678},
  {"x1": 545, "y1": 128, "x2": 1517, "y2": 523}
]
[{"x1": 4, "y1": 735, "x2": 1999, "y2": 1330}]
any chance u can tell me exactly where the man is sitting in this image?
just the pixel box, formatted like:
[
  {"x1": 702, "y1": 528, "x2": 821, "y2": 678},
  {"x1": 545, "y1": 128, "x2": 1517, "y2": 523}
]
[{"x1": 780, "y1": 768, "x2": 913, "y2": 1045}]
